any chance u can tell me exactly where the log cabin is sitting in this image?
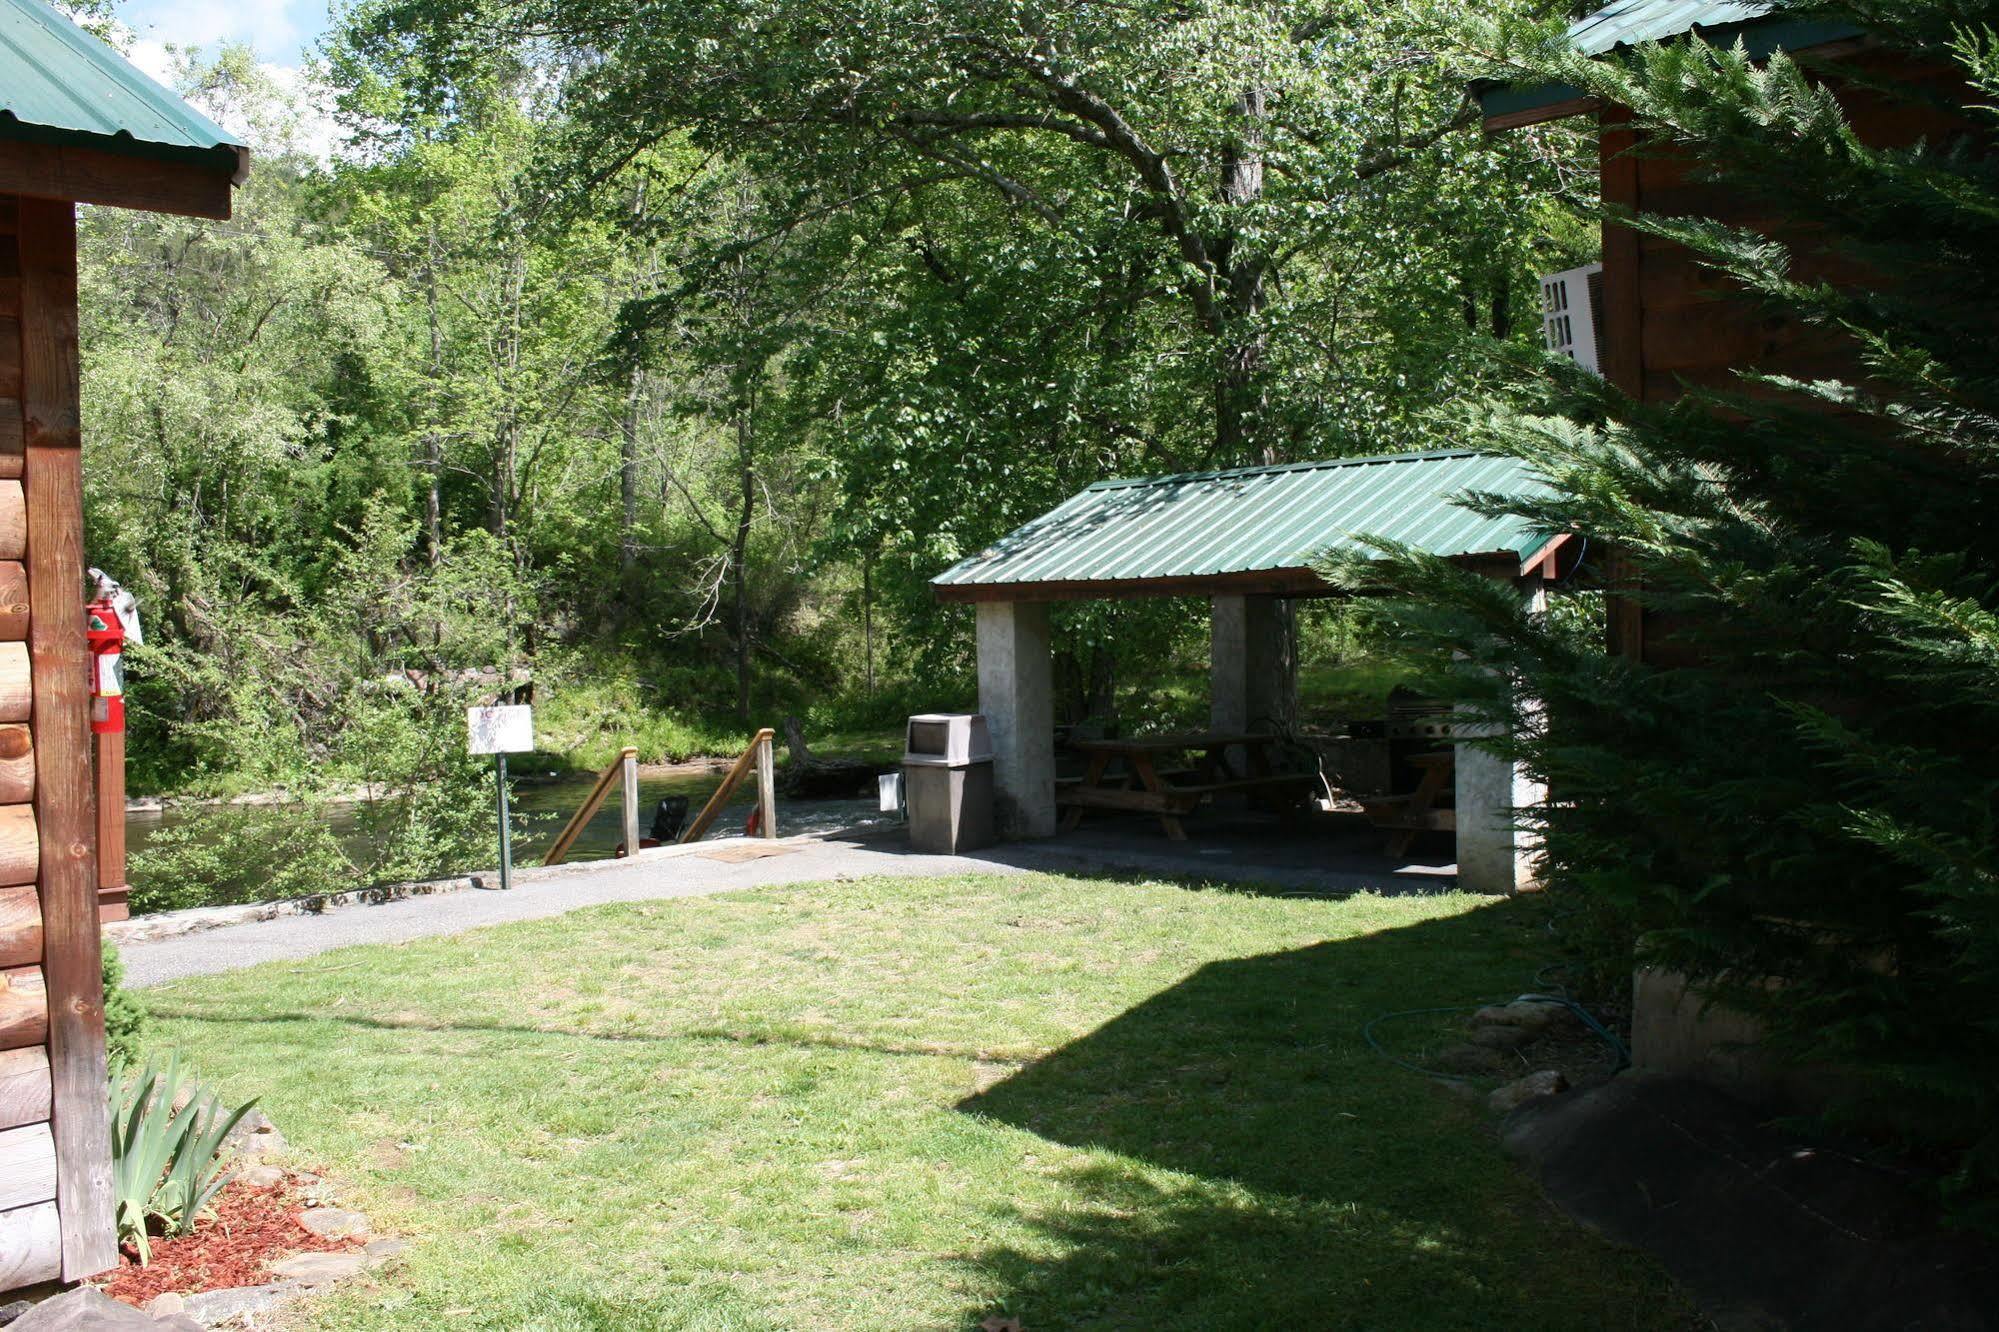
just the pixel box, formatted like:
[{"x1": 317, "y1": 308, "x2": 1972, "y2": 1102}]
[
  {"x1": 0, "y1": 0, "x2": 246, "y2": 1288},
  {"x1": 1477, "y1": 0, "x2": 1972, "y2": 665}
]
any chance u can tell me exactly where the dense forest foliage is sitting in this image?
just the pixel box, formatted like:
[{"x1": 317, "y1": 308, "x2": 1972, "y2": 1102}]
[{"x1": 82, "y1": 0, "x2": 1592, "y2": 830}]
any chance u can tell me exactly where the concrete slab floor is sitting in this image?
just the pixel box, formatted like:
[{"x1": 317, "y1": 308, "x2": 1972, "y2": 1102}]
[{"x1": 909, "y1": 807, "x2": 1457, "y2": 899}]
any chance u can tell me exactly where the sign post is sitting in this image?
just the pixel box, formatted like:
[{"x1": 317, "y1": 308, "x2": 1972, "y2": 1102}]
[{"x1": 467, "y1": 704, "x2": 535, "y2": 891}]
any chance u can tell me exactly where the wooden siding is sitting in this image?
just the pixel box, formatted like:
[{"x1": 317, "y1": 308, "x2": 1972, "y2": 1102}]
[
  {"x1": 1599, "y1": 54, "x2": 1972, "y2": 666},
  {"x1": 18, "y1": 196, "x2": 115, "y2": 1281},
  {"x1": 0, "y1": 196, "x2": 113, "y2": 1288},
  {"x1": 0, "y1": 203, "x2": 54, "y2": 1290}
]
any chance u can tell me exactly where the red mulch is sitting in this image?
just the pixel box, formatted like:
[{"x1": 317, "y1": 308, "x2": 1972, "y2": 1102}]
[{"x1": 95, "y1": 1179, "x2": 362, "y2": 1307}]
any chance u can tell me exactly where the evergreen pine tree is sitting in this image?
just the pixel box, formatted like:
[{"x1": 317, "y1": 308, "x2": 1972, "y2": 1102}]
[{"x1": 1338, "y1": 1, "x2": 1999, "y2": 1228}]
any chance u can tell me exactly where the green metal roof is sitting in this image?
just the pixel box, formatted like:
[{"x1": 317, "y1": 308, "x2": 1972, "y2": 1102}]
[
  {"x1": 1569, "y1": 0, "x2": 1777, "y2": 56},
  {"x1": 1478, "y1": 1, "x2": 1864, "y2": 125},
  {"x1": 0, "y1": 0, "x2": 245, "y2": 171},
  {"x1": 932, "y1": 450, "x2": 1557, "y2": 597}
]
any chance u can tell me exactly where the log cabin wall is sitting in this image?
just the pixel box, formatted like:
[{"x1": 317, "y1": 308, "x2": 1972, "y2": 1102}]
[
  {"x1": 0, "y1": 193, "x2": 116, "y2": 1287},
  {"x1": 0, "y1": 0, "x2": 247, "y2": 1290},
  {"x1": 1597, "y1": 51, "x2": 1973, "y2": 664}
]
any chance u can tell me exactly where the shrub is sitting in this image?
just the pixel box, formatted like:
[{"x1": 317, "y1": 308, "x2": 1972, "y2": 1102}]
[
  {"x1": 109, "y1": 1054, "x2": 258, "y2": 1264},
  {"x1": 128, "y1": 801, "x2": 353, "y2": 916},
  {"x1": 102, "y1": 943, "x2": 146, "y2": 1065},
  {"x1": 336, "y1": 687, "x2": 499, "y2": 884}
]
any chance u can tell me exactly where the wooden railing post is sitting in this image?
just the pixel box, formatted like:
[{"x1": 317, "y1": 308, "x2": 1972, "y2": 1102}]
[
  {"x1": 620, "y1": 749, "x2": 640, "y2": 858},
  {"x1": 756, "y1": 731, "x2": 776, "y2": 840},
  {"x1": 543, "y1": 746, "x2": 638, "y2": 867},
  {"x1": 550, "y1": 731, "x2": 778, "y2": 858},
  {"x1": 679, "y1": 728, "x2": 775, "y2": 845}
]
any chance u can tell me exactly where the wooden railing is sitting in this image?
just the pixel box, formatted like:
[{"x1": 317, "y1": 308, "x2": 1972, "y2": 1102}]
[
  {"x1": 542, "y1": 746, "x2": 639, "y2": 867},
  {"x1": 679, "y1": 728, "x2": 776, "y2": 845},
  {"x1": 542, "y1": 729, "x2": 778, "y2": 866}
]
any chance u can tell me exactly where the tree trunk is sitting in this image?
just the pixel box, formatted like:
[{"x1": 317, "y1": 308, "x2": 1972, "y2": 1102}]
[
  {"x1": 492, "y1": 240, "x2": 525, "y2": 560},
  {"x1": 620, "y1": 368, "x2": 641, "y2": 579},
  {"x1": 422, "y1": 225, "x2": 444, "y2": 565},
  {"x1": 862, "y1": 553, "x2": 874, "y2": 698},
  {"x1": 1215, "y1": 88, "x2": 1272, "y2": 465},
  {"x1": 731, "y1": 407, "x2": 756, "y2": 723},
  {"x1": 619, "y1": 181, "x2": 650, "y2": 589}
]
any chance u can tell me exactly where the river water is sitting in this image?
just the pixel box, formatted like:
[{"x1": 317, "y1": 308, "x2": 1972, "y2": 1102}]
[{"x1": 125, "y1": 766, "x2": 893, "y2": 871}]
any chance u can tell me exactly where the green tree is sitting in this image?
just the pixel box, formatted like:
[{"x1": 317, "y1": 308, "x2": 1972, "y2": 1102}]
[
  {"x1": 1339, "y1": 1, "x2": 1999, "y2": 1226},
  {"x1": 80, "y1": 49, "x2": 403, "y2": 790}
]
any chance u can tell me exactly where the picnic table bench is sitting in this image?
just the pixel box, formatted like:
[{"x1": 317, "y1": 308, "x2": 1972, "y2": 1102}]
[
  {"x1": 1358, "y1": 750, "x2": 1456, "y2": 857},
  {"x1": 1058, "y1": 732, "x2": 1316, "y2": 841}
]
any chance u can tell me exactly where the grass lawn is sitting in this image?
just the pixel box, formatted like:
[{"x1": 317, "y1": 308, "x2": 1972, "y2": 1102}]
[{"x1": 147, "y1": 874, "x2": 1687, "y2": 1330}]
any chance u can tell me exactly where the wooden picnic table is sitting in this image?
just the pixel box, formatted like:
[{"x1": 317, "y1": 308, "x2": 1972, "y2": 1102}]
[
  {"x1": 1358, "y1": 750, "x2": 1456, "y2": 857},
  {"x1": 1058, "y1": 731, "x2": 1315, "y2": 841}
]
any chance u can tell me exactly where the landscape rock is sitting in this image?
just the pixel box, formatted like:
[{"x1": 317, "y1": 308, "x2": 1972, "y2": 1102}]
[
  {"x1": 7, "y1": 1288, "x2": 155, "y2": 1330},
  {"x1": 230, "y1": 1163, "x2": 285, "y2": 1188},
  {"x1": 1487, "y1": 1069, "x2": 1569, "y2": 1114},
  {"x1": 140, "y1": 1295, "x2": 183, "y2": 1319},
  {"x1": 1469, "y1": 1023, "x2": 1536, "y2": 1051},
  {"x1": 361, "y1": 1238, "x2": 408, "y2": 1268},
  {"x1": 0, "y1": 1302, "x2": 32, "y2": 1327},
  {"x1": 1431, "y1": 1043, "x2": 1509, "y2": 1076},
  {"x1": 267, "y1": 1252, "x2": 368, "y2": 1285},
  {"x1": 295, "y1": 1207, "x2": 369, "y2": 1240},
  {"x1": 178, "y1": 1283, "x2": 302, "y2": 1327},
  {"x1": 102, "y1": 874, "x2": 479, "y2": 947},
  {"x1": 152, "y1": 1319, "x2": 203, "y2": 1332},
  {"x1": 225, "y1": 1112, "x2": 286, "y2": 1160},
  {"x1": 1472, "y1": 999, "x2": 1574, "y2": 1034}
]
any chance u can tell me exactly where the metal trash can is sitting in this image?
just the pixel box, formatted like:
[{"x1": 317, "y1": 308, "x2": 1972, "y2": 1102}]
[{"x1": 902, "y1": 713, "x2": 994, "y2": 853}]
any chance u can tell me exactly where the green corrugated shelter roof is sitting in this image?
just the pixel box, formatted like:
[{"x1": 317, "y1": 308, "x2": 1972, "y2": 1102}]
[
  {"x1": 1478, "y1": 1, "x2": 1864, "y2": 127},
  {"x1": 932, "y1": 450, "x2": 1562, "y2": 603},
  {"x1": 0, "y1": 0, "x2": 246, "y2": 176}
]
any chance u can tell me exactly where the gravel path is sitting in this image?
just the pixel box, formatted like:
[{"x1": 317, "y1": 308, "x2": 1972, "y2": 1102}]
[{"x1": 120, "y1": 826, "x2": 1430, "y2": 988}]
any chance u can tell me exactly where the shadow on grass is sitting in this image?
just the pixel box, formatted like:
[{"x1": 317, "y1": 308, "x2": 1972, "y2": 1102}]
[{"x1": 950, "y1": 897, "x2": 1669, "y2": 1331}]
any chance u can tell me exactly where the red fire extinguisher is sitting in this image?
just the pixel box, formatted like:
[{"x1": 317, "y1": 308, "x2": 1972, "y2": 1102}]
[
  {"x1": 85, "y1": 598, "x2": 123, "y2": 734},
  {"x1": 85, "y1": 568, "x2": 140, "y2": 736}
]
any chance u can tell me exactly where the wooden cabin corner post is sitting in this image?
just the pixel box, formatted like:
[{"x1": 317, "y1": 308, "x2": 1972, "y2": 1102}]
[{"x1": 18, "y1": 197, "x2": 115, "y2": 1280}]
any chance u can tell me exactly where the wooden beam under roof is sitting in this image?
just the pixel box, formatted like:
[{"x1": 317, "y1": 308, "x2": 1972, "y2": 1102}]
[{"x1": 0, "y1": 141, "x2": 236, "y2": 220}]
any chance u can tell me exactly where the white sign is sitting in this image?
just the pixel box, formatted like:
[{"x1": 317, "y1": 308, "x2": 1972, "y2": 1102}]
[{"x1": 467, "y1": 705, "x2": 534, "y2": 755}]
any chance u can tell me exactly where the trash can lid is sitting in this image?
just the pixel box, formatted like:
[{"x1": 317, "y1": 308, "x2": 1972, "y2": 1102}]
[{"x1": 904, "y1": 713, "x2": 993, "y2": 766}]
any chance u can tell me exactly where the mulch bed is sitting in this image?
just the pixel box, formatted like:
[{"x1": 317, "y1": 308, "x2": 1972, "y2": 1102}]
[{"x1": 95, "y1": 1179, "x2": 362, "y2": 1307}]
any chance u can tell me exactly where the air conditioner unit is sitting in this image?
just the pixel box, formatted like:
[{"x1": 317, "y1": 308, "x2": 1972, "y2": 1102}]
[{"x1": 1540, "y1": 263, "x2": 1604, "y2": 374}]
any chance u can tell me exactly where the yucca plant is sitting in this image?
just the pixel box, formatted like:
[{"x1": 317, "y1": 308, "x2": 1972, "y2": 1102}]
[{"x1": 108, "y1": 1054, "x2": 259, "y2": 1264}]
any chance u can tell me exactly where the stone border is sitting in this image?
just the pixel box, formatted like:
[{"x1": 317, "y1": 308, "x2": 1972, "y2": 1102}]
[
  {"x1": 8, "y1": 1119, "x2": 407, "y2": 1329},
  {"x1": 103, "y1": 875, "x2": 486, "y2": 945}
]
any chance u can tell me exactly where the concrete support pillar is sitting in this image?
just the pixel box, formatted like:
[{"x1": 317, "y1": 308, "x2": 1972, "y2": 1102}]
[
  {"x1": 1209, "y1": 594, "x2": 1297, "y2": 734},
  {"x1": 1455, "y1": 575, "x2": 1549, "y2": 894},
  {"x1": 976, "y1": 600, "x2": 1056, "y2": 839}
]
